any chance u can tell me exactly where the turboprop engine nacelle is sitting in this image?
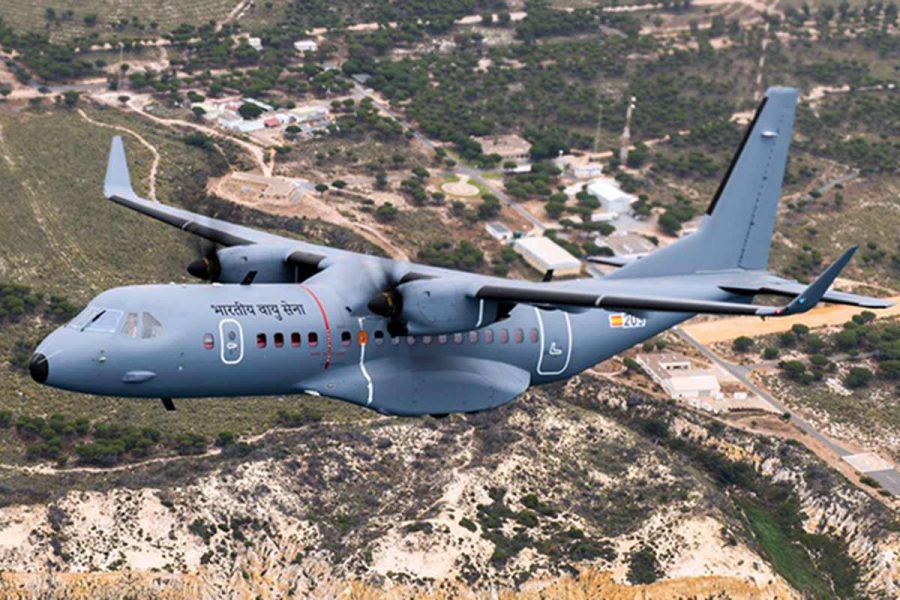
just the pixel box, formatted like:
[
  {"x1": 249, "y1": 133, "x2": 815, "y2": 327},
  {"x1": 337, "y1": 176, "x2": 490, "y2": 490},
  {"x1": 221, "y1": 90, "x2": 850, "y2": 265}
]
[
  {"x1": 188, "y1": 245, "x2": 297, "y2": 284},
  {"x1": 398, "y1": 279, "x2": 502, "y2": 336}
]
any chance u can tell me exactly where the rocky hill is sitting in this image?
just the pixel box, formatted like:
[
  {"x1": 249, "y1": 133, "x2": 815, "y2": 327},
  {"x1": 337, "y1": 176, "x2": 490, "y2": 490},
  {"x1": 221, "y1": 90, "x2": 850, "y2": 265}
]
[{"x1": 0, "y1": 377, "x2": 895, "y2": 599}]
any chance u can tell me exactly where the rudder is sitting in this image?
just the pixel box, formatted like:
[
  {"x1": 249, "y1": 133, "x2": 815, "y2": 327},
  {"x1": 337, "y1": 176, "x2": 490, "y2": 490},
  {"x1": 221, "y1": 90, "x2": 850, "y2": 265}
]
[{"x1": 608, "y1": 87, "x2": 798, "y2": 279}]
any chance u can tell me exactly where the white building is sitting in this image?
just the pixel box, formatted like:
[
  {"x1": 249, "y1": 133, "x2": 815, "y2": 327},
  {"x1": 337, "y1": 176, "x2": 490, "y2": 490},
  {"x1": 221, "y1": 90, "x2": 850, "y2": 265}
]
[
  {"x1": 485, "y1": 221, "x2": 513, "y2": 242},
  {"x1": 636, "y1": 353, "x2": 721, "y2": 400},
  {"x1": 294, "y1": 39, "x2": 318, "y2": 53},
  {"x1": 514, "y1": 236, "x2": 581, "y2": 277},
  {"x1": 598, "y1": 231, "x2": 655, "y2": 258},
  {"x1": 555, "y1": 155, "x2": 604, "y2": 179},
  {"x1": 242, "y1": 97, "x2": 274, "y2": 113},
  {"x1": 228, "y1": 119, "x2": 265, "y2": 133},
  {"x1": 586, "y1": 178, "x2": 634, "y2": 215}
]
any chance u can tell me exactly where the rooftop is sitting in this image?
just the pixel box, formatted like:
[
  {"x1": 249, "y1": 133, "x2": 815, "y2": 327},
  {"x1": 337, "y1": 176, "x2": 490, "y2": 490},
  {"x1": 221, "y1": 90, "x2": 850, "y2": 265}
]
[
  {"x1": 586, "y1": 177, "x2": 632, "y2": 201},
  {"x1": 599, "y1": 232, "x2": 656, "y2": 257},
  {"x1": 514, "y1": 236, "x2": 581, "y2": 270},
  {"x1": 473, "y1": 134, "x2": 532, "y2": 157}
]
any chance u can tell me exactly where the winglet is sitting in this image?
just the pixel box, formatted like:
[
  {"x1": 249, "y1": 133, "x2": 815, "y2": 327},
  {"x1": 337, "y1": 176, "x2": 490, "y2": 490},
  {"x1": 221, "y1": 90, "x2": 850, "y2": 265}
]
[
  {"x1": 756, "y1": 246, "x2": 858, "y2": 316},
  {"x1": 104, "y1": 136, "x2": 138, "y2": 201}
]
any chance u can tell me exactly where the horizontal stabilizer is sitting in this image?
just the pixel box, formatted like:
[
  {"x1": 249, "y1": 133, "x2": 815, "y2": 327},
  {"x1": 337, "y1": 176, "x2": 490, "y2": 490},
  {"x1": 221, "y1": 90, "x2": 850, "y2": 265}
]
[{"x1": 759, "y1": 246, "x2": 856, "y2": 316}]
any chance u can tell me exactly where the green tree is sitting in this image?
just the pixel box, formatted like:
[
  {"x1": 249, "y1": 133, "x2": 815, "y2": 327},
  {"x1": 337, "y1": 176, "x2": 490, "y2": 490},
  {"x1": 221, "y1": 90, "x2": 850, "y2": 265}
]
[
  {"x1": 732, "y1": 336, "x2": 753, "y2": 353},
  {"x1": 238, "y1": 102, "x2": 264, "y2": 120},
  {"x1": 627, "y1": 545, "x2": 662, "y2": 584},
  {"x1": 61, "y1": 90, "x2": 80, "y2": 108},
  {"x1": 375, "y1": 202, "x2": 398, "y2": 222},
  {"x1": 844, "y1": 367, "x2": 872, "y2": 389}
]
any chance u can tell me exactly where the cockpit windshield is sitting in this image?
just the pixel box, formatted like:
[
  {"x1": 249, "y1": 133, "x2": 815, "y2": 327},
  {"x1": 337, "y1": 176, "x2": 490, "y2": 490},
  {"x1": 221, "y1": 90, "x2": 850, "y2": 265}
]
[
  {"x1": 69, "y1": 307, "x2": 163, "y2": 338},
  {"x1": 69, "y1": 306, "x2": 123, "y2": 333}
]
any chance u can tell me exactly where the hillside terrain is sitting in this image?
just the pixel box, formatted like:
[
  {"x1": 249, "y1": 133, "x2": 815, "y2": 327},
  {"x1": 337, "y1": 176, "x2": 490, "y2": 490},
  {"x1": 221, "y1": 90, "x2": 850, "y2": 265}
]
[
  {"x1": 0, "y1": 0, "x2": 897, "y2": 597},
  {"x1": 1, "y1": 379, "x2": 897, "y2": 598}
]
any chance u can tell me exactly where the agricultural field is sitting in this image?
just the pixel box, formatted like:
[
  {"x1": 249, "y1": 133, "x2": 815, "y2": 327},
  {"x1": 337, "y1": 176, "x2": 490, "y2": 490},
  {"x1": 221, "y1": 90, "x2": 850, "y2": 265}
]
[{"x1": 0, "y1": 0, "x2": 240, "y2": 41}]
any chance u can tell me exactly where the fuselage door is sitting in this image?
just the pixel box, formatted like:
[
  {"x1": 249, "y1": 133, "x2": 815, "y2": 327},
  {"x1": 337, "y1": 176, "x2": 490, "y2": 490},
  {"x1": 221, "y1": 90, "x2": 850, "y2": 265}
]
[
  {"x1": 219, "y1": 319, "x2": 244, "y2": 365},
  {"x1": 534, "y1": 308, "x2": 572, "y2": 376}
]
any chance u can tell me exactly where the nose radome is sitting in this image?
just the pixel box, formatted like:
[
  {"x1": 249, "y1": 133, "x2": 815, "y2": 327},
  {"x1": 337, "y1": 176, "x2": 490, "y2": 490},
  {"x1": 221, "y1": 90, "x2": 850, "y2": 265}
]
[{"x1": 29, "y1": 353, "x2": 49, "y2": 384}]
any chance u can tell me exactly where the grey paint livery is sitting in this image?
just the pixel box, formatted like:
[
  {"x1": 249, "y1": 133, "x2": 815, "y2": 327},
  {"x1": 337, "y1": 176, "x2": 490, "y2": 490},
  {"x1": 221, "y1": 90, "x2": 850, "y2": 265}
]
[{"x1": 30, "y1": 87, "x2": 893, "y2": 416}]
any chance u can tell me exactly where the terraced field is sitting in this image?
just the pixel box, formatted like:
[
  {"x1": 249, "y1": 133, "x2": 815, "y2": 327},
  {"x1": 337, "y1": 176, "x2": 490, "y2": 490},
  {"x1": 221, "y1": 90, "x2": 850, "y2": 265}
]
[{"x1": 0, "y1": 0, "x2": 241, "y2": 40}]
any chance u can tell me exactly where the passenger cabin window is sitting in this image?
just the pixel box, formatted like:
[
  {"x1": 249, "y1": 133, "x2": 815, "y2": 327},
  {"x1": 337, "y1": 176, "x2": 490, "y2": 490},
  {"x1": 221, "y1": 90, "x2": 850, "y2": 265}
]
[
  {"x1": 341, "y1": 331, "x2": 351, "y2": 347},
  {"x1": 274, "y1": 333, "x2": 284, "y2": 348},
  {"x1": 438, "y1": 335, "x2": 448, "y2": 345},
  {"x1": 203, "y1": 333, "x2": 215, "y2": 350},
  {"x1": 498, "y1": 329, "x2": 509, "y2": 343},
  {"x1": 483, "y1": 330, "x2": 494, "y2": 344},
  {"x1": 257, "y1": 333, "x2": 267, "y2": 348},
  {"x1": 291, "y1": 332, "x2": 301, "y2": 347},
  {"x1": 469, "y1": 331, "x2": 478, "y2": 344},
  {"x1": 513, "y1": 328, "x2": 524, "y2": 343},
  {"x1": 453, "y1": 333, "x2": 464, "y2": 344},
  {"x1": 529, "y1": 328, "x2": 539, "y2": 343},
  {"x1": 141, "y1": 313, "x2": 164, "y2": 339},
  {"x1": 391, "y1": 336, "x2": 401, "y2": 346},
  {"x1": 423, "y1": 336, "x2": 432, "y2": 345},
  {"x1": 374, "y1": 330, "x2": 385, "y2": 345},
  {"x1": 121, "y1": 313, "x2": 139, "y2": 338},
  {"x1": 407, "y1": 336, "x2": 416, "y2": 346},
  {"x1": 308, "y1": 332, "x2": 318, "y2": 347}
]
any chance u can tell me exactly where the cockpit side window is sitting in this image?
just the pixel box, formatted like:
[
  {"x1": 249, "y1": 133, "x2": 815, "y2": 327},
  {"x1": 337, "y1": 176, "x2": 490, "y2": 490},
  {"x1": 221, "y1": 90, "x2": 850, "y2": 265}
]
[
  {"x1": 121, "y1": 313, "x2": 140, "y2": 338},
  {"x1": 141, "y1": 313, "x2": 164, "y2": 339},
  {"x1": 84, "y1": 309, "x2": 124, "y2": 334}
]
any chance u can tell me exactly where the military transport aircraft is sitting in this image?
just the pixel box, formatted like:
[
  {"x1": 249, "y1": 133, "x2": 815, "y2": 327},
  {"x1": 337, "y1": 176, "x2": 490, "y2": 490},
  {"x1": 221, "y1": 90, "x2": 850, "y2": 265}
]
[{"x1": 29, "y1": 87, "x2": 892, "y2": 415}]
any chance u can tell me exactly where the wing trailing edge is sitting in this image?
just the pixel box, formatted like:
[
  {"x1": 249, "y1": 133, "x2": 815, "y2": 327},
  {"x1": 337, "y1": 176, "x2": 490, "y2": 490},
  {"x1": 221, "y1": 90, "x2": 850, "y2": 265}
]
[{"x1": 476, "y1": 247, "x2": 866, "y2": 318}]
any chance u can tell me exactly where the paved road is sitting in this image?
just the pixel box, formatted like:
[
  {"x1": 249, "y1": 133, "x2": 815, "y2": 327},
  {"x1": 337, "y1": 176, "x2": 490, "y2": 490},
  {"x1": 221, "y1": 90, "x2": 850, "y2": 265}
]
[{"x1": 675, "y1": 327, "x2": 900, "y2": 496}]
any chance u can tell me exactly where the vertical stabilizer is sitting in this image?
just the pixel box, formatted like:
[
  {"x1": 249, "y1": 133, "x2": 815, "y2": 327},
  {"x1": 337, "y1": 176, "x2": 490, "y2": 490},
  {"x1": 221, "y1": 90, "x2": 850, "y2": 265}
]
[{"x1": 609, "y1": 87, "x2": 798, "y2": 279}]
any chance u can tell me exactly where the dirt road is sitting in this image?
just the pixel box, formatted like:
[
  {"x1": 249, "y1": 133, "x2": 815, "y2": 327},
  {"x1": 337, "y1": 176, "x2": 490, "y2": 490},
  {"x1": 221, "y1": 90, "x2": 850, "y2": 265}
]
[
  {"x1": 77, "y1": 108, "x2": 160, "y2": 200},
  {"x1": 681, "y1": 295, "x2": 900, "y2": 344}
]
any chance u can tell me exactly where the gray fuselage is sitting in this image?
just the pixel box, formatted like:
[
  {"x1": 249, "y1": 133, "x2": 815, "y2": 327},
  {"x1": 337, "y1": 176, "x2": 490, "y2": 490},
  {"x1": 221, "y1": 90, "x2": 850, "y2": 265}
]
[{"x1": 33, "y1": 283, "x2": 686, "y2": 415}]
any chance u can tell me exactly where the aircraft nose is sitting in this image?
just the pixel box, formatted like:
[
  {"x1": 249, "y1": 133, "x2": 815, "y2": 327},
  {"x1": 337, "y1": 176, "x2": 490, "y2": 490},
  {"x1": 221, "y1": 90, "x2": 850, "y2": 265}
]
[{"x1": 29, "y1": 353, "x2": 49, "y2": 384}]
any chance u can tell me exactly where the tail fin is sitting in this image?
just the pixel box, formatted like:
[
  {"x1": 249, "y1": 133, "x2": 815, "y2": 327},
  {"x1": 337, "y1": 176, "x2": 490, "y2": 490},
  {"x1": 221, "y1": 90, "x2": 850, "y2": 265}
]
[{"x1": 609, "y1": 87, "x2": 798, "y2": 279}]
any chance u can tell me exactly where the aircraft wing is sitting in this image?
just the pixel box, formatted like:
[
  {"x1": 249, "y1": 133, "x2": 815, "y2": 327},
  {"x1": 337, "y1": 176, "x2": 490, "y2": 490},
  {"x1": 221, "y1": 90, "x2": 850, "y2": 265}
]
[
  {"x1": 719, "y1": 281, "x2": 894, "y2": 309},
  {"x1": 104, "y1": 136, "x2": 309, "y2": 248},
  {"x1": 476, "y1": 247, "x2": 862, "y2": 317}
]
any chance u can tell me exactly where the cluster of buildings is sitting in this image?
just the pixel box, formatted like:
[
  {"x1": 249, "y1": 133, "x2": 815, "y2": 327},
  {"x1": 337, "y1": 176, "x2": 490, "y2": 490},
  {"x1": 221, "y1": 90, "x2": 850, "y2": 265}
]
[
  {"x1": 236, "y1": 36, "x2": 318, "y2": 54},
  {"x1": 190, "y1": 96, "x2": 331, "y2": 139},
  {"x1": 636, "y1": 352, "x2": 769, "y2": 414}
]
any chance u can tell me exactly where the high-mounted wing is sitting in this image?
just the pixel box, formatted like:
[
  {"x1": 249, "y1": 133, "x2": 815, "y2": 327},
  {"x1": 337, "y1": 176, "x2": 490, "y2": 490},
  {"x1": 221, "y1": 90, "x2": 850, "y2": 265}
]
[
  {"x1": 719, "y1": 282, "x2": 893, "y2": 309},
  {"x1": 104, "y1": 136, "x2": 300, "y2": 248},
  {"x1": 476, "y1": 247, "x2": 861, "y2": 318}
]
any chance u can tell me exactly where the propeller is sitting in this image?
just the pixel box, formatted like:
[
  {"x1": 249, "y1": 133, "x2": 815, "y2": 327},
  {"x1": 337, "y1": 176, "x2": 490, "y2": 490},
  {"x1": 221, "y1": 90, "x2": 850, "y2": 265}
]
[
  {"x1": 187, "y1": 238, "x2": 221, "y2": 281},
  {"x1": 366, "y1": 271, "x2": 432, "y2": 336},
  {"x1": 368, "y1": 288, "x2": 407, "y2": 336}
]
